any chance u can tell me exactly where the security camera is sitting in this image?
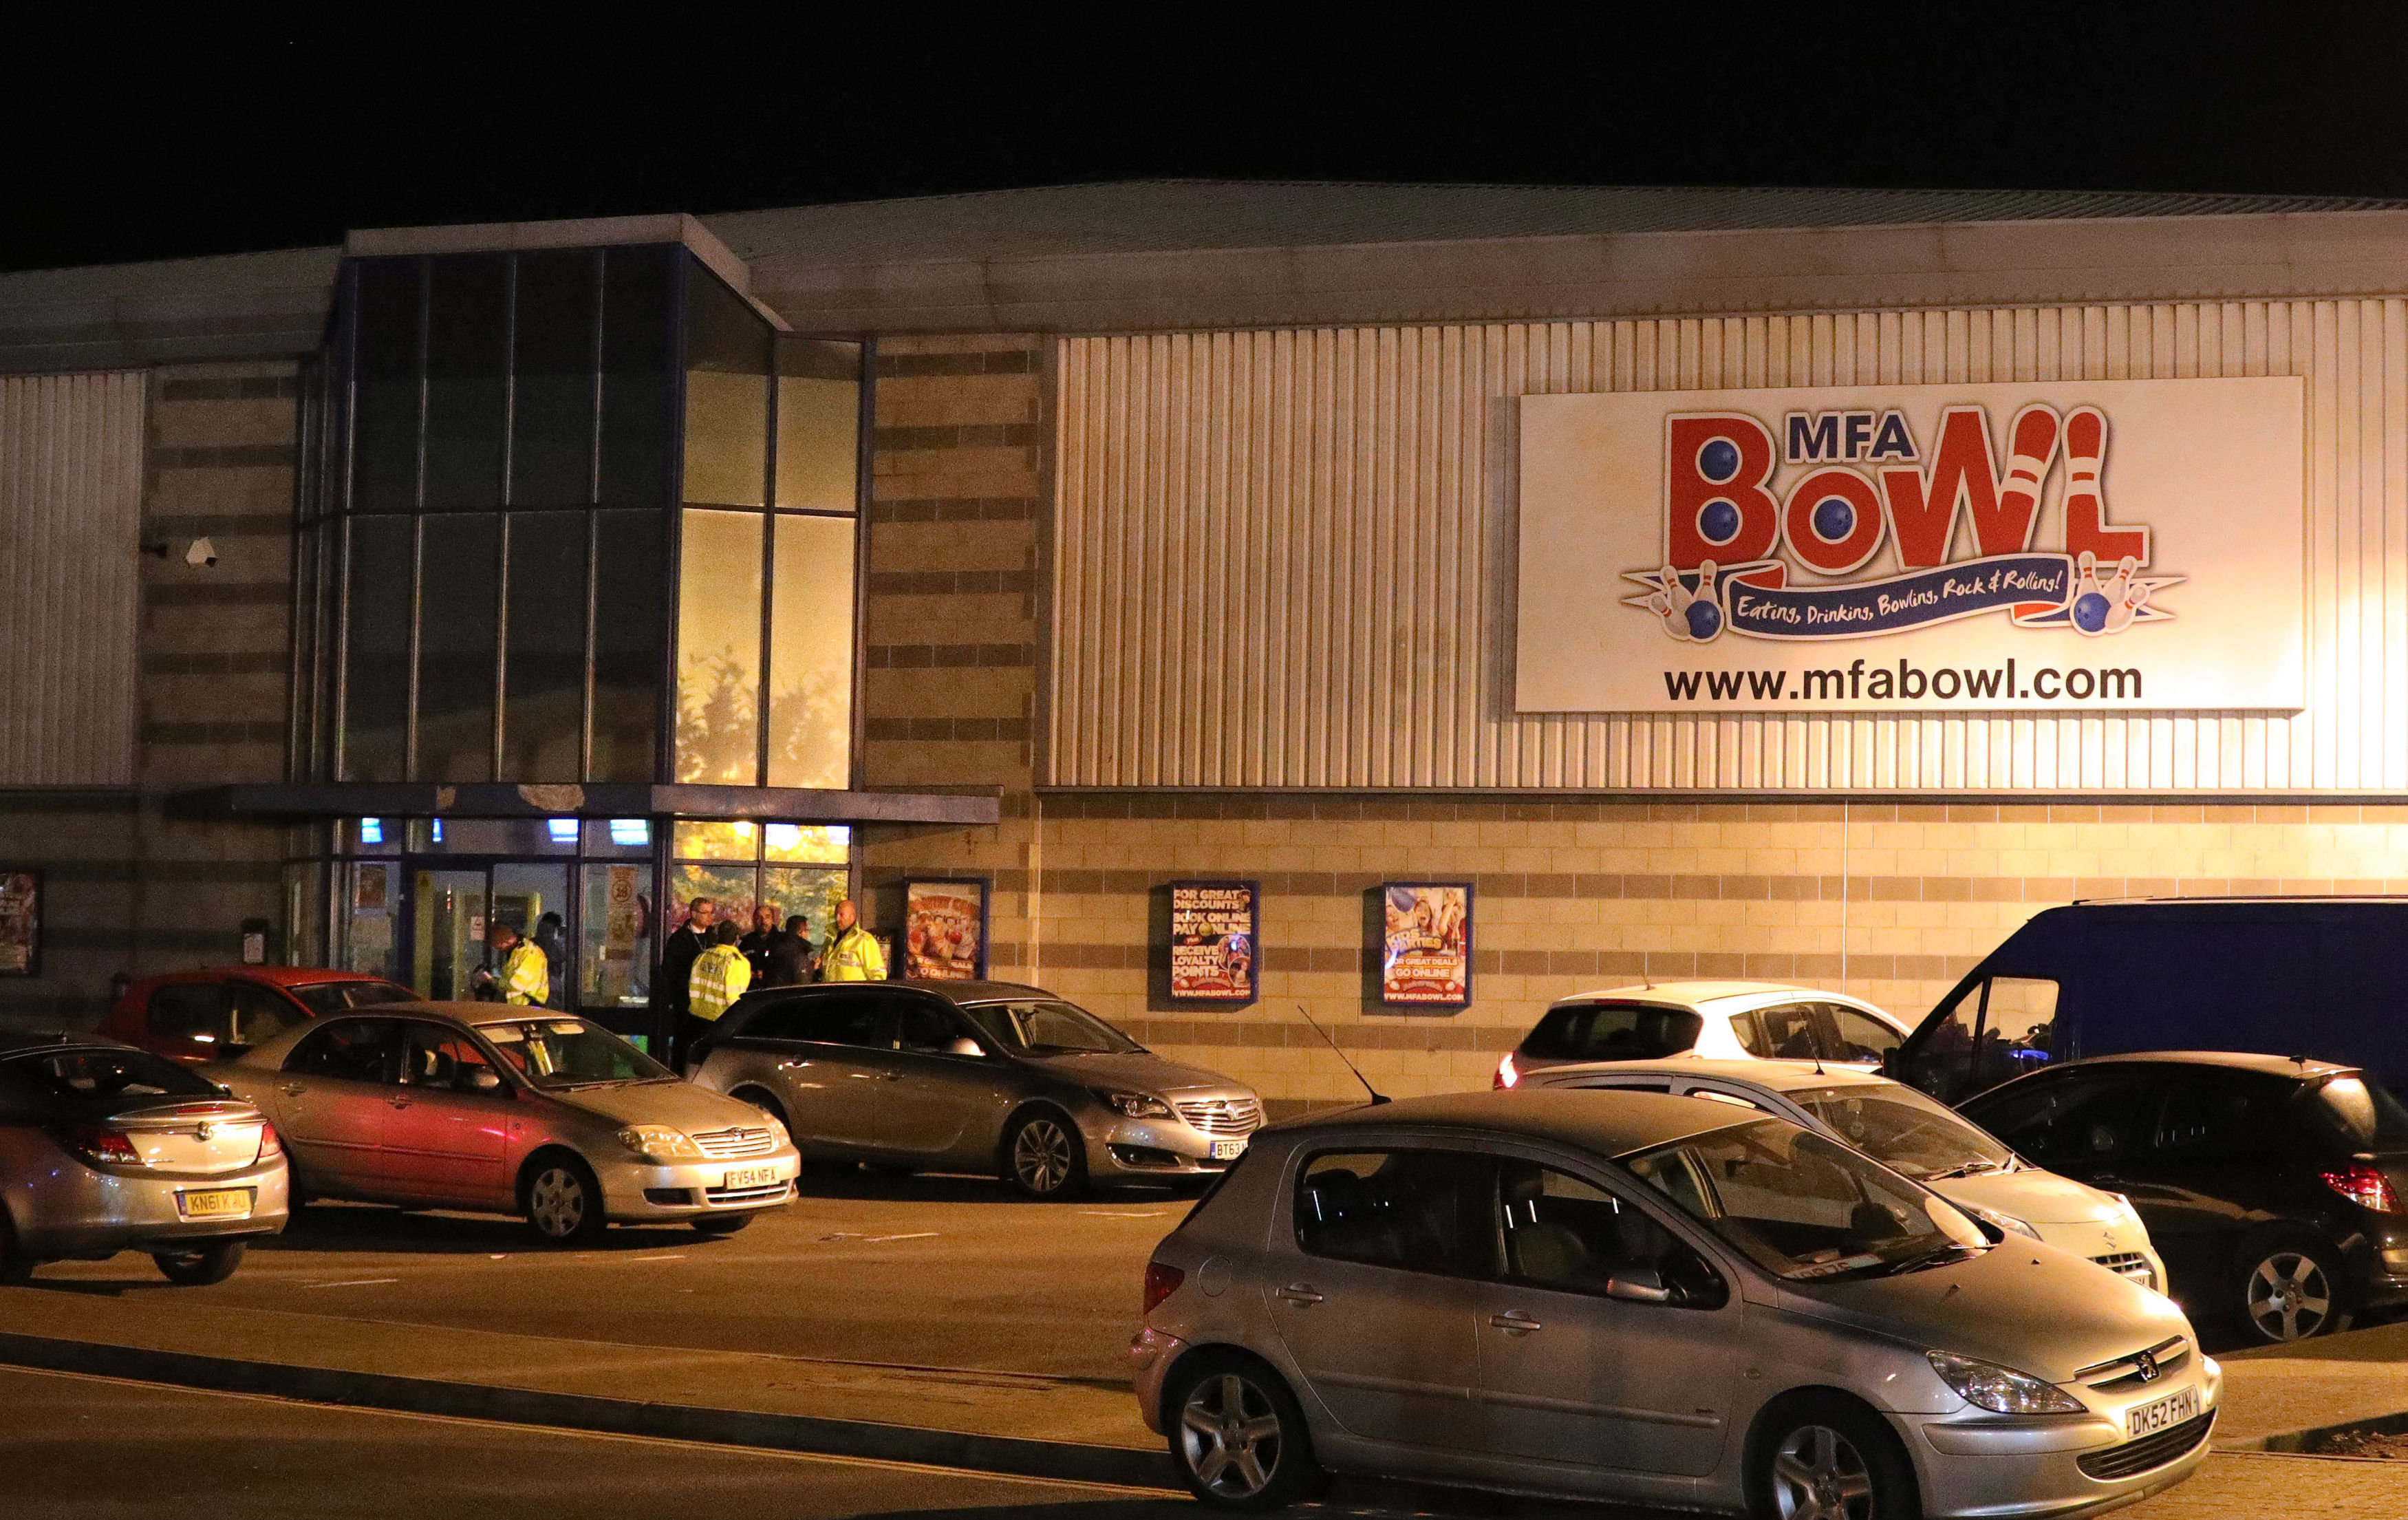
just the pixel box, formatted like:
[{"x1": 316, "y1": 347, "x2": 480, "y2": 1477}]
[{"x1": 185, "y1": 537, "x2": 217, "y2": 569}]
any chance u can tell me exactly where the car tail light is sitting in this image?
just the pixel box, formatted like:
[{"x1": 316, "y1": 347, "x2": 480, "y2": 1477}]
[
  {"x1": 2322, "y1": 1163, "x2": 2402, "y2": 1214},
  {"x1": 46, "y1": 1124, "x2": 143, "y2": 1169},
  {"x1": 1143, "y1": 1260, "x2": 1186, "y2": 1316},
  {"x1": 255, "y1": 1123, "x2": 283, "y2": 1162},
  {"x1": 1494, "y1": 1051, "x2": 1519, "y2": 1089}
]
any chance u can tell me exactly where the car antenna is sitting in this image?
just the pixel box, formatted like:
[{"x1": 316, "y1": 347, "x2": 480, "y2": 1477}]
[{"x1": 1295, "y1": 1003, "x2": 1387, "y2": 1105}]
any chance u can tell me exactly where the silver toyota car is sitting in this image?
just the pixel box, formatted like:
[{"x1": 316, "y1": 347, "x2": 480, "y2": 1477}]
[
  {"x1": 1134, "y1": 1090, "x2": 2215, "y2": 1517},
  {"x1": 0, "y1": 1031, "x2": 288, "y2": 1285},
  {"x1": 210, "y1": 1004, "x2": 799, "y2": 1244},
  {"x1": 689, "y1": 981, "x2": 1264, "y2": 1198}
]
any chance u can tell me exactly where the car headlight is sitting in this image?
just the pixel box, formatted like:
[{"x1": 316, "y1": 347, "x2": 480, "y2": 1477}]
[
  {"x1": 1964, "y1": 1203, "x2": 2042, "y2": 1241},
  {"x1": 763, "y1": 1116, "x2": 791, "y2": 1150},
  {"x1": 616, "y1": 1124, "x2": 704, "y2": 1162},
  {"x1": 2107, "y1": 1191, "x2": 2147, "y2": 1230},
  {"x1": 1926, "y1": 1351, "x2": 2085, "y2": 1415},
  {"x1": 1093, "y1": 1089, "x2": 1172, "y2": 1119}
]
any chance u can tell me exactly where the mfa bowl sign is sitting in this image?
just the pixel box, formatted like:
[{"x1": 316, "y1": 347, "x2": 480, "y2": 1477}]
[{"x1": 1516, "y1": 377, "x2": 2303, "y2": 713}]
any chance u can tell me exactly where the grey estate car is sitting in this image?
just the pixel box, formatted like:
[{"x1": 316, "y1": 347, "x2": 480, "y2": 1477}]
[
  {"x1": 1134, "y1": 1090, "x2": 2215, "y2": 1517},
  {"x1": 689, "y1": 981, "x2": 1264, "y2": 1198}
]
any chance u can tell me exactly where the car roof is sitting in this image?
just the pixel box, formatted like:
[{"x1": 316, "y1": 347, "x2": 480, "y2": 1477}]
[
  {"x1": 129, "y1": 965, "x2": 406, "y2": 989},
  {"x1": 727, "y1": 979, "x2": 1057, "y2": 1005},
  {"x1": 0, "y1": 1029, "x2": 132, "y2": 1058},
  {"x1": 1280, "y1": 1088, "x2": 1768, "y2": 1158},
  {"x1": 2063, "y1": 1051, "x2": 2357, "y2": 1079},
  {"x1": 1544, "y1": 980, "x2": 1898, "y2": 1020},
  {"x1": 1535, "y1": 1056, "x2": 1892, "y2": 1093}
]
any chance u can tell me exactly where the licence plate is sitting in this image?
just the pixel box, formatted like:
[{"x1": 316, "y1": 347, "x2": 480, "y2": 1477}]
[
  {"x1": 2125, "y1": 1386, "x2": 2200, "y2": 1439},
  {"x1": 723, "y1": 1166, "x2": 778, "y2": 1189},
  {"x1": 177, "y1": 1188, "x2": 252, "y2": 1220},
  {"x1": 1209, "y1": 1139, "x2": 1247, "y2": 1162}
]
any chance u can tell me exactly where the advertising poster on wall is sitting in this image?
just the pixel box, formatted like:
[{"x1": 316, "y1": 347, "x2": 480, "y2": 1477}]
[
  {"x1": 1168, "y1": 881, "x2": 1258, "y2": 1005},
  {"x1": 905, "y1": 879, "x2": 989, "y2": 981},
  {"x1": 1380, "y1": 883, "x2": 1472, "y2": 1006},
  {"x1": 1517, "y1": 376, "x2": 2305, "y2": 714},
  {"x1": 0, "y1": 872, "x2": 37, "y2": 976}
]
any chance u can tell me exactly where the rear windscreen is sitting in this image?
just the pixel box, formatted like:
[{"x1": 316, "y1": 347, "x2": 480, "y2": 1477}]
[
  {"x1": 1521, "y1": 1003, "x2": 1705, "y2": 1062},
  {"x1": 5, "y1": 1048, "x2": 220, "y2": 1104},
  {"x1": 2309, "y1": 1075, "x2": 2408, "y2": 1151}
]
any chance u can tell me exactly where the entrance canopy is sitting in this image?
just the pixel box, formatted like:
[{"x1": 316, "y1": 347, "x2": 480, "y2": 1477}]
[{"x1": 177, "y1": 782, "x2": 1000, "y2": 826}]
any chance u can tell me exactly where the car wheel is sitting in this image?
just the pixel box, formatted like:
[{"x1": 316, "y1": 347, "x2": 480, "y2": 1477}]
[
  {"x1": 523, "y1": 1156, "x2": 608, "y2": 1246},
  {"x1": 691, "y1": 1212, "x2": 754, "y2": 1237},
  {"x1": 1004, "y1": 1110, "x2": 1086, "y2": 1199},
  {"x1": 152, "y1": 1240, "x2": 246, "y2": 1286},
  {"x1": 1747, "y1": 1391, "x2": 1920, "y2": 1520},
  {"x1": 2237, "y1": 1237, "x2": 2350, "y2": 1343},
  {"x1": 1167, "y1": 1354, "x2": 1324, "y2": 1510}
]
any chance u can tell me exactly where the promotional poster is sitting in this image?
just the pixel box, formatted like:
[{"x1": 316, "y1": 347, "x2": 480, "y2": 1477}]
[
  {"x1": 1380, "y1": 883, "x2": 1472, "y2": 1005},
  {"x1": 1518, "y1": 376, "x2": 2305, "y2": 713},
  {"x1": 905, "y1": 879, "x2": 988, "y2": 981},
  {"x1": 0, "y1": 872, "x2": 36, "y2": 976},
  {"x1": 1168, "y1": 881, "x2": 1258, "y2": 1003}
]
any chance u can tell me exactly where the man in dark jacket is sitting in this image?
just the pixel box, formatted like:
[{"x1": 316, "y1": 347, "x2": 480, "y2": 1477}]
[
  {"x1": 738, "y1": 904, "x2": 782, "y2": 986},
  {"x1": 660, "y1": 897, "x2": 715, "y2": 1067},
  {"x1": 765, "y1": 914, "x2": 815, "y2": 987}
]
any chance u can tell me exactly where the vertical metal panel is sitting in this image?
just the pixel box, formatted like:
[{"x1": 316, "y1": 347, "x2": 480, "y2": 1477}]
[
  {"x1": 0, "y1": 372, "x2": 144, "y2": 786},
  {"x1": 1051, "y1": 300, "x2": 2408, "y2": 793}
]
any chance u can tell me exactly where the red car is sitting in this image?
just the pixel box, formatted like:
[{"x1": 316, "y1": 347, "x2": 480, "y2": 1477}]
[{"x1": 102, "y1": 968, "x2": 423, "y2": 1065}]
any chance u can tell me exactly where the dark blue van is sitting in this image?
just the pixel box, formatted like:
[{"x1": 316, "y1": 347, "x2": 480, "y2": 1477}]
[{"x1": 1897, "y1": 898, "x2": 2408, "y2": 1104}]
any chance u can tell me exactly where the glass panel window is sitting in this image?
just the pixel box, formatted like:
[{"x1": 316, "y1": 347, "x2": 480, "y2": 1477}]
[
  {"x1": 1496, "y1": 1159, "x2": 1726, "y2": 1306},
  {"x1": 1293, "y1": 1149, "x2": 1494, "y2": 1277},
  {"x1": 416, "y1": 514, "x2": 499, "y2": 781},
  {"x1": 502, "y1": 511, "x2": 589, "y2": 780},
  {"x1": 674, "y1": 508, "x2": 764, "y2": 783},
  {"x1": 341, "y1": 862, "x2": 399, "y2": 978},
  {"x1": 669, "y1": 863, "x2": 758, "y2": 941},
  {"x1": 510, "y1": 250, "x2": 600, "y2": 507},
  {"x1": 342, "y1": 516, "x2": 413, "y2": 781},
  {"x1": 762, "y1": 824, "x2": 848, "y2": 864},
  {"x1": 406, "y1": 817, "x2": 574, "y2": 855},
  {"x1": 591, "y1": 509, "x2": 664, "y2": 782},
  {"x1": 422, "y1": 257, "x2": 508, "y2": 511},
  {"x1": 775, "y1": 339, "x2": 861, "y2": 511},
  {"x1": 673, "y1": 820, "x2": 758, "y2": 861},
  {"x1": 762, "y1": 866, "x2": 846, "y2": 961},
  {"x1": 581, "y1": 861, "x2": 655, "y2": 1009},
  {"x1": 350, "y1": 258, "x2": 420, "y2": 513},
  {"x1": 682, "y1": 262, "x2": 771, "y2": 508},
  {"x1": 598, "y1": 246, "x2": 674, "y2": 506},
  {"x1": 1521, "y1": 1001, "x2": 1703, "y2": 1062},
  {"x1": 768, "y1": 513, "x2": 854, "y2": 789},
  {"x1": 582, "y1": 818, "x2": 652, "y2": 856},
  {"x1": 413, "y1": 868, "x2": 490, "y2": 1002}
]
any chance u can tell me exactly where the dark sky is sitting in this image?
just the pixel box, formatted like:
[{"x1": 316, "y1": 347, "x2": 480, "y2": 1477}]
[{"x1": 10, "y1": 8, "x2": 2408, "y2": 272}]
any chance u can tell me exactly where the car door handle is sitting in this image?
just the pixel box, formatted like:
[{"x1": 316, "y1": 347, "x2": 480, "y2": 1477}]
[
  {"x1": 1273, "y1": 1283, "x2": 1323, "y2": 1305},
  {"x1": 389, "y1": 1096, "x2": 413, "y2": 1109},
  {"x1": 879, "y1": 1071, "x2": 903, "y2": 1082},
  {"x1": 278, "y1": 1082, "x2": 305, "y2": 1097},
  {"x1": 1490, "y1": 1311, "x2": 1544, "y2": 1335},
  {"x1": 777, "y1": 1060, "x2": 810, "y2": 1071}
]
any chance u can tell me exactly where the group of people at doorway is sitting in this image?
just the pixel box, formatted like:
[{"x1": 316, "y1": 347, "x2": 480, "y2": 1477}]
[{"x1": 664, "y1": 897, "x2": 886, "y2": 1067}]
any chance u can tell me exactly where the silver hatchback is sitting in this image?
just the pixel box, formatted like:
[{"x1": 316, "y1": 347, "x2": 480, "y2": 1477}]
[
  {"x1": 691, "y1": 981, "x2": 1264, "y2": 1198},
  {"x1": 0, "y1": 1032, "x2": 288, "y2": 1285},
  {"x1": 1134, "y1": 1090, "x2": 2216, "y2": 1517}
]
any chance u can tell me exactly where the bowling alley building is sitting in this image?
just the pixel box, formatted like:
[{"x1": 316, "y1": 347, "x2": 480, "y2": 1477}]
[{"x1": 8, "y1": 181, "x2": 2408, "y2": 1113}]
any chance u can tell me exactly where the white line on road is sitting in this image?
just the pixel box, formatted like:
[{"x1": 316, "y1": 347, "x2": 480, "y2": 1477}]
[
  {"x1": 623, "y1": 1255, "x2": 687, "y2": 1263},
  {"x1": 860, "y1": 1232, "x2": 938, "y2": 1243},
  {"x1": 305, "y1": 1278, "x2": 399, "y2": 1288},
  {"x1": 1080, "y1": 1210, "x2": 1168, "y2": 1218}
]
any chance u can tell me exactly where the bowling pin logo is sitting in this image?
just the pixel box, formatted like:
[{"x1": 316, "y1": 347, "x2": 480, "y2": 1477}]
[
  {"x1": 1642, "y1": 561, "x2": 1725, "y2": 643},
  {"x1": 2069, "y1": 550, "x2": 2113, "y2": 635}
]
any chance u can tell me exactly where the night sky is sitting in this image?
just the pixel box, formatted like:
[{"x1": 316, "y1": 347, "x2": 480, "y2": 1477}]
[{"x1": 9, "y1": 8, "x2": 2408, "y2": 272}]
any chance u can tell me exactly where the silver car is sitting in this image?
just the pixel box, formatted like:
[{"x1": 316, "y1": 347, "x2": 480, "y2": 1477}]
[
  {"x1": 1518, "y1": 1057, "x2": 2171, "y2": 1293},
  {"x1": 0, "y1": 1031, "x2": 288, "y2": 1285},
  {"x1": 1496, "y1": 981, "x2": 1913, "y2": 1089},
  {"x1": 689, "y1": 981, "x2": 1264, "y2": 1198},
  {"x1": 211, "y1": 1004, "x2": 799, "y2": 1244},
  {"x1": 1134, "y1": 1090, "x2": 2215, "y2": 1517}
]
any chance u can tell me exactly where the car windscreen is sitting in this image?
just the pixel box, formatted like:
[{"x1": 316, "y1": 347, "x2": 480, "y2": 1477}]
[
  {"x1": 287, "y1": 980, "x2": 420, "y2": 1016},
  {"x1": 6, "y1": 1047, "x2": 222, "y2": 1105},
  {"x1": 1787, "y1": 1082, "x2": 2015, "y2": 1180},
  {"x1": 1521, "y1": 1002, "x2": 1703, "y2": 1062},
  {"x1": 2308, "y1": 1074, "x2": 2408, "y2": 1151},
  {"x1": 957, "y1": 1000, "x2": 1140, "y2": 1056},
  {"x1": 1621, "y1": 1117, "x2": 1986, "y2": 1283},
  {"x1": 480, "y1": 1018, "x2": 672, "y2": 1088}
]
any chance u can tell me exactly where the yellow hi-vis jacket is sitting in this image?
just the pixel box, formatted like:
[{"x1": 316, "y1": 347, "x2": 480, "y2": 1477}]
[
  {"x1": 501, "y1": 941, "x2": 548, "y2": 1006},
  {"x1": 689, "y1": 943, "x2": 751, "y2": 1022},
  {"x1": 820, "y1": 923, "x2": 886, "y2": 982}
]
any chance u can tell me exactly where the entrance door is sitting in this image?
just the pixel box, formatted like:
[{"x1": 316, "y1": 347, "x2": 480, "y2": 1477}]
[
  {"x1": 493, "y1": 862, "x2": 572, "y2": 1009},
  {"x1": 405, "y1": 861, "x2": 574, "y2": 1007}
]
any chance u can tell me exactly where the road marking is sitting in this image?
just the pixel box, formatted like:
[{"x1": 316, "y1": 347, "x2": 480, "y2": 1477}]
[
  {"x1": 1081, "y1": 1210, "x2": 1168, "y2": 1218},
  {"x1": 861, "y1": 1232, "x2": 938, "y2": 1243},
  {"x1": 305, "y1": 1278, "x2": 399, "y2": 1288},
  {"x1": 623, "y1": 1254, "x2": 686, "y2": 1263}
]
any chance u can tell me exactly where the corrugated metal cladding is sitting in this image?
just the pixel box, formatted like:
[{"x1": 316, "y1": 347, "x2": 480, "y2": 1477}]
[
  {"x1": 0, "y1": 372, "x2": 144, "y2": 785},
  {"x1": 1052, "y1": 304, "x2": 2408, "y2": 793}
]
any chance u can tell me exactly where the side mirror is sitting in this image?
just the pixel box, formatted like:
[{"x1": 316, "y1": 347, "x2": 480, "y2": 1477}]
[
  {"x1": 1604, "y1": 1265, "x2": 1675, "y2": 1304},
  {"x1": 945, "y1": 1037, "x2": 985, "y2": 1058},
  {"x1": 213, "y1": 1082, "x2": 233, "y2": 1098},
  {"x1": 464, "y1": 1069, "x2": 504, "y2": 1093}
]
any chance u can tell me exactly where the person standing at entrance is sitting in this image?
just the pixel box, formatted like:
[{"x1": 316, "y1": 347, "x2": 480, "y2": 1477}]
[
  {"x1": 663, "y1": 897, "x2": 714, "y2": 1064},
  {"x1": 684, "y1": 920, "x2": 751, "y2": 1069},
  {"x1": 534, "y1": 911, "x2": 568, "y2": 1009},
  {"x1": 818, "y1": 899, "x2": 885, "y2": 982},
  {"x1": 738, "y1": 904, "x2": 780, "y2": 985},
  {"x1": 477, "y1": 925, "x2": 548, "y2": 1007},
  {"x1": 766, "y1": 914, "x2": 813, "y2": 986}
]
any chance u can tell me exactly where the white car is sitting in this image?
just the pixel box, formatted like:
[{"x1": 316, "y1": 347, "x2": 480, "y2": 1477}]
[
  {"x1": 1493, "y1": 980, "x2": 1912, "y2": 1089},
  {"x1": 1516, "y1": 1056, "x2": 2169, "y2": 1292}
]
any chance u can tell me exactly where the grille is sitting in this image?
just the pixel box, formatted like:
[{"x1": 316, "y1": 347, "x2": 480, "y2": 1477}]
[
  {"x1": 1175, "y1": 1098, "x2": 1263, "y2": 1136},
  {"x1": 2094, "y1": 1251, "x2": 2157, "y2": 1287},
  {"x1": 2076, "y1": 1409, "x2": 2214, "y2": 1480},
  {"x1": 694, "y1": 1126, "x2": 775, "y2": 1159},
  {"x1": 2076, "y1": 1336, "x2": 2190, "y2": 1391},
  {"x1": 705, "y1": 1181, "x2": 791, "y2": 1205}
]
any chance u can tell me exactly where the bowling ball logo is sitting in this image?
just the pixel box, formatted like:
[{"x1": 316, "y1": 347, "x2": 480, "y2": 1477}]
[
  {"x1": 1697, "y1": 498, "x2": 1742, "y2": 545},
  {"x1": 2071, "y1": 591, "x2": 2111, "y2": 634},
  {"x1": 1685, "y1": 599, "x2": 1722, "y2": 640},
  {"x1": 1810, "y1": 494, "x2": 1856, "y2": 542}
]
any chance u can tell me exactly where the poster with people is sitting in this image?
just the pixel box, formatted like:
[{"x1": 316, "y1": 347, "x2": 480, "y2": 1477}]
[
  {"x1": 1169, "y1": 881, "x2": 1257, "y2": 1004},
  {"x1": 905, "y1": 880, "x2": 987, "y2": 980},
  {"x1": 0, "y1": 872, "x2": 36, "y2": 976},
  {"x1": 1380, "y1": 883, "x2": 1472, "y2": 1006}
]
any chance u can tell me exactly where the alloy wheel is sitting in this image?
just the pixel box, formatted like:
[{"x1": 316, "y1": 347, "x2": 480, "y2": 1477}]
[
  {"x1": 1770, "y1": 1423, "x2": 1876, "y2": 1520},
  {"x1": 1177, "y1": 1371, "x2": 1285, "y2": 1500},
  {"x1": 528, "y1": 1166, "x2": 588, "y2": 1239},
  {"x1": 2248, "y1": 1251, "x2": 2334, "y2": 1340},
  {"x1": 1012, "y1": 1118, "x2": 1075, "y2": 1194}
]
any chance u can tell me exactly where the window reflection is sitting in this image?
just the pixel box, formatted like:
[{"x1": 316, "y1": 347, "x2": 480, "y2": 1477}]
[
  {"x1": 416, "y1": 515, "x2": 499, "y2": 781},
  {"x1": 674, "y1": 508, "x2": 764, "y2": 783},
  {"x1": 769, "y1": 514, "x2": 854, "y2": 788},
  {"x1": 502, "y1": 512, "x2": 588, "y2": 780}
]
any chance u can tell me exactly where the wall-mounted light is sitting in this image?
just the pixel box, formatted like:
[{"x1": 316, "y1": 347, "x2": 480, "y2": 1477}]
[
  {"x1": 546, "y1": 818, "x2": 579, "y2": 844},
  {"x1": 608, "y1": 818, "x2": 649, "y2": 847},
  {"x1": 358, "y1": 817, "x2": 385, "y2": 846}
]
